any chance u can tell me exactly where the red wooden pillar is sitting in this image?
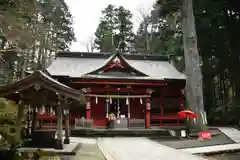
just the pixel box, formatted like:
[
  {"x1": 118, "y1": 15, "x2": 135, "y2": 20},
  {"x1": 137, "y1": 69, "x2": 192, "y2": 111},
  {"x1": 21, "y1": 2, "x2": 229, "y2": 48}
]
[
  {"x1": 160, "y1": 96, "x2": 164, "y2": 126},
  {"x1": 86, "y1": 97, "x2": 91, "y2": 120},
  {"x1": 145, "y1": 97, "x2": 151, "y2": 129}
]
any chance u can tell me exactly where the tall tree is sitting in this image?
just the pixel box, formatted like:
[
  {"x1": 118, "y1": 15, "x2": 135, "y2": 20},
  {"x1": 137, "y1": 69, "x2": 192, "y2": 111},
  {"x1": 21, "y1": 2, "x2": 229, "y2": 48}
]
[
  {"x1": 182, "y1": 0, "x2": 205, "y2": 130},
  {"x1": 94, "y1": 20, "x2": 115, "y2": 52},
  {"x1": 94, "y1": 5, "x2": 134, "y2": 53},
  {"x1": 94, "y1": 4, "x2": 116, "y2": 52},
  {"x1": 156, "y1": 0, "x2": 205, "y2": 131},
  {"x1": 0, "y1": 0, "x2": 75, "y2": 84}
]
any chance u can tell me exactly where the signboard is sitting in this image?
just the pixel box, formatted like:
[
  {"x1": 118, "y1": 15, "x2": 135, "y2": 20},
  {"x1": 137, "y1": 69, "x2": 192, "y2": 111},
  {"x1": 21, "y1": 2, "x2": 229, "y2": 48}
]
[
  {"x1": 199, "y1": 131, "x2": 211, "y2": 141},
  {"x1": 181, "y1": 130, "x2": 186, "y2": 138}
]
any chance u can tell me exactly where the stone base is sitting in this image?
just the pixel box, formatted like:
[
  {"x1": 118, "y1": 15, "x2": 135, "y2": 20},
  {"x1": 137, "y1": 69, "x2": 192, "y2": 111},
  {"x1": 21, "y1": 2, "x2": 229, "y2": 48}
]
[
  {"x1": 64, "y1": 138, "x2": 70, "y2": 144},
  {"x1": 55, "y1": 139, "x2": 63, "y2": 150}
]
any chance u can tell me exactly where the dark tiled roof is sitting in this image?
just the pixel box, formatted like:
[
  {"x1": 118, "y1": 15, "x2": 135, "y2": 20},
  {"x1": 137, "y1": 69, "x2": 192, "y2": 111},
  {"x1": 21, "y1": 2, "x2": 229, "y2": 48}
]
[
  {"x1": 47, "y1": 52, "x2": 186, "y2": 80},
  {"x1": 0, "y1": 71, "x2": 83, "y2": 100}
]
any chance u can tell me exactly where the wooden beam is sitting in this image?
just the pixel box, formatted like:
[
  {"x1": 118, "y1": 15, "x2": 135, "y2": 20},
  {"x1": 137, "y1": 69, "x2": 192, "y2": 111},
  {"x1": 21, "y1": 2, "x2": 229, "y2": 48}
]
[
  {"x1": 74, "y1": 81, "x2": 167, "y2": 86},
  {"x1": 85, "y1": 94, "x2": 151, "y2": 98},
  {"x1": 89, "y1": 87, "x2": 148, "y2": 94}
]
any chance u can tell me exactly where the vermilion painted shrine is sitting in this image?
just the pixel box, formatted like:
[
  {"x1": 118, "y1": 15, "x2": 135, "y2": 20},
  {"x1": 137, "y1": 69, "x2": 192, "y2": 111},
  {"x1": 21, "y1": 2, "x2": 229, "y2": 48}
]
[
  {"x1": 0, "y1": 52, "x2": 187, "y2": 149},
  {"x1": 41, "y1": 52, "x2": 186, "y2": 128}
]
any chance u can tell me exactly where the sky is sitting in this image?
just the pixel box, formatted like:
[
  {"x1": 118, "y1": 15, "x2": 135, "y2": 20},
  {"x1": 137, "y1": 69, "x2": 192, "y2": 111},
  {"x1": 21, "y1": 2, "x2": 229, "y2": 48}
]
[{"x1": 65, "y1": 0, "x2": 156, "y2": 52}]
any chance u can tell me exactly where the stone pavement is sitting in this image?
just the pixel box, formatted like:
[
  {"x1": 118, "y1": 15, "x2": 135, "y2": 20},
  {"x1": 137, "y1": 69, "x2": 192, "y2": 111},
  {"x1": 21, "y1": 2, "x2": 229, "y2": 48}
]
[
  {"x1": 179, "y1": 143, "x2": 240, "y2": 154},
  {"x1": 218, "y1": 127, "x2": 240, "y2": 143},
  {"x1": 59, "y1": 137, "x2": 104, "y2": 160},
  {"x1": 97, "y1": 137, "x2": 207, "y2": 160},
  {"x1": 70, "y1": 137, "x2": 96, "y2": 144},
  {"x1": 70, "y1": 144, "x2": 105, "y2": 160}
]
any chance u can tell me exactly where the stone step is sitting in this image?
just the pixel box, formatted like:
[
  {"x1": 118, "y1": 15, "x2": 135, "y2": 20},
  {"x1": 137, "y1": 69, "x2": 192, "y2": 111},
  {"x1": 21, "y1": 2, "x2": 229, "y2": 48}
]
[
  {"x1": 218, "y1": 127, "x2": 240, "y2": 143},
  {"x1": 179, "y1": 143, "x2": 240, "y2": 154},
  {"x1": 71, "y1": 128, "x2": 173, "y2": 138}
]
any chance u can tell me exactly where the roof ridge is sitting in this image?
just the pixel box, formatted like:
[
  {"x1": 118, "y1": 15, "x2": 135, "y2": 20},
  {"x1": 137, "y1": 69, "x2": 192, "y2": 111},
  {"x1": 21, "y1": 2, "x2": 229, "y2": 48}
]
[{"x1": 56, "y1": 52, "x2": 169, "y2": 61}]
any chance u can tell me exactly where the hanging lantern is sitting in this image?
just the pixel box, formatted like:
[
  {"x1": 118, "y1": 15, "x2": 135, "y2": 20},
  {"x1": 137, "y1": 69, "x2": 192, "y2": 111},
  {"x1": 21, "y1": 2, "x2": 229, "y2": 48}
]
[
  {"x1": 95, "y1": 96, "x2": 98, "y2": 104},
  {"x1": 50, "y1": 107, "x2": 55, "y2": 116},
  {"x1": 64, "y1": 109, "x2": 69, "y2": 115},
  {"x1": 140, "y1": 98, "x2": 143, "y2": 104},
  {"x1": 41, "y1": 106, "x2": 46, "y2": 115},
  {"x1": 126, "y1": 98, "x2": 129, "y2": 105},
  {"x1": 110, "y1": 97, "x2": 112, "y2": 104}
]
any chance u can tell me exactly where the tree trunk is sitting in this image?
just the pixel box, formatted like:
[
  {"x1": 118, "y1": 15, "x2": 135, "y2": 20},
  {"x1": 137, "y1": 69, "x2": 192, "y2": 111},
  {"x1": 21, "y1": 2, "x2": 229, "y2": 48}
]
[
  {"x1": 21, "y1": 53, "x2": 27, "y2": 79},
  {"x1": 144, "y1": 18, "x2": 149, "y2": 52},
  {"x1": 182, "y1": 0, "x2": 206, "y2": 131}
]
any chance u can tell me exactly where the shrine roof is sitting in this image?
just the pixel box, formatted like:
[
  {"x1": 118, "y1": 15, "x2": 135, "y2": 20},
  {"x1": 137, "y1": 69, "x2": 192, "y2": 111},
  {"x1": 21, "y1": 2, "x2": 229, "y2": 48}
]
[
  {"x1": 47, "y1": 52, "x2": 186, "y2": 80},
  {"x1": 0, "y1": 71, "x2": 83, "y2": 100}
]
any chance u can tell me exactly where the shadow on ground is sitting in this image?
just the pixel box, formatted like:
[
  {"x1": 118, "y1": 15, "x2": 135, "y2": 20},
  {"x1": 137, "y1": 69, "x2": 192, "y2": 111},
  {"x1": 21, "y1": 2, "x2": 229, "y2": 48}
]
[{"x1": 149, "y1": 129, "x2": 234, "y2": 149}]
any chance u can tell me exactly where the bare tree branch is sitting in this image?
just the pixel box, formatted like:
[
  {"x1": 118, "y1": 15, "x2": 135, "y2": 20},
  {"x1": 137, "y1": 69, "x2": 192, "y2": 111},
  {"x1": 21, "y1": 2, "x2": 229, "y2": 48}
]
[{"x1": 80, "y1": 36, "x2": 95, "y2": 52}]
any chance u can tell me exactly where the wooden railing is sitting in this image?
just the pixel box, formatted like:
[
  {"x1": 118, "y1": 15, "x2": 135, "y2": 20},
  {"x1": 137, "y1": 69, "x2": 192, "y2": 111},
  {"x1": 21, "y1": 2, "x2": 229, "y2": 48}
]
[{"x1": 151, "y1": 115, "x2": 184, "y2": 126}]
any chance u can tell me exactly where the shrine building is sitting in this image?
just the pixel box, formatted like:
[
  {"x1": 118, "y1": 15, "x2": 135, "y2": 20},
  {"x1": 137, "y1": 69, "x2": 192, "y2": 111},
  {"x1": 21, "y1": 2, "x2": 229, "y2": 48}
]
[{"x1": 39, "y1": 52, "x2": 186, "y2": 128}]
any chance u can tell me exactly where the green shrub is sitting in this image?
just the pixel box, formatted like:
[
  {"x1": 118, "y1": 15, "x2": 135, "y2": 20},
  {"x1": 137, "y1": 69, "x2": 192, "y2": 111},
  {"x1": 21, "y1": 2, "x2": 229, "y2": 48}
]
[{"x1": 0, "y1": 98, "x2": 18, "y2": 150}]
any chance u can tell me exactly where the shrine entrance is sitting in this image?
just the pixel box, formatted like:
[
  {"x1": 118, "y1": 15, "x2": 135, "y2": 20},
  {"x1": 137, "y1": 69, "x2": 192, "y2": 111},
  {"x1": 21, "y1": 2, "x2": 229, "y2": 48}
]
[
  {"x1": 86, "y1": 93, "x2": 150, "y2": 128},
  {"x1": 108, "y1": 98, "x2": 128, "y2": 119}
]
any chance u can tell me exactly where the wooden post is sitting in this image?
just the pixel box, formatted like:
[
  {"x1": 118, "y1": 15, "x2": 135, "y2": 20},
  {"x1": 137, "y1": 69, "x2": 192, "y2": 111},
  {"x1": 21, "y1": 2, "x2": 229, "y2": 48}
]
[
  {"x1": 15, "y1": 101, "x2": 25, "y2": 146},
  {"x1": 86, "y1": 97, "x2": 91, "y2": 120},
  {"x1": 64, "y1": 106, "x2": 70, "y2": 144},
  {"x1": 160, "y1": 96, "x2": 164, "y2": 126},
  {"x1": 26, "y1": 105, "x2": 31, "y2": 137},
  {"x1": 127, "y1": 98, "x2": 131, "y2": 128},
  {"x1": 56, "y1": 99, "x2": 63, "y2": 149},
  {"x1": 145, "y1": 98, "x2": 151, "y2": 129},
  {"x1": 31, "y1": 105, "x2": 37, "y2": 135}
]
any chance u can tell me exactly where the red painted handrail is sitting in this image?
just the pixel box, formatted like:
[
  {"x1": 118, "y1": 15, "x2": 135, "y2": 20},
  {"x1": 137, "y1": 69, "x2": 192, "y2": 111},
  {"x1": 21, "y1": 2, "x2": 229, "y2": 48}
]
[{"x1": 151, "y1": 115, "x2": 185, "y2": 120}]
